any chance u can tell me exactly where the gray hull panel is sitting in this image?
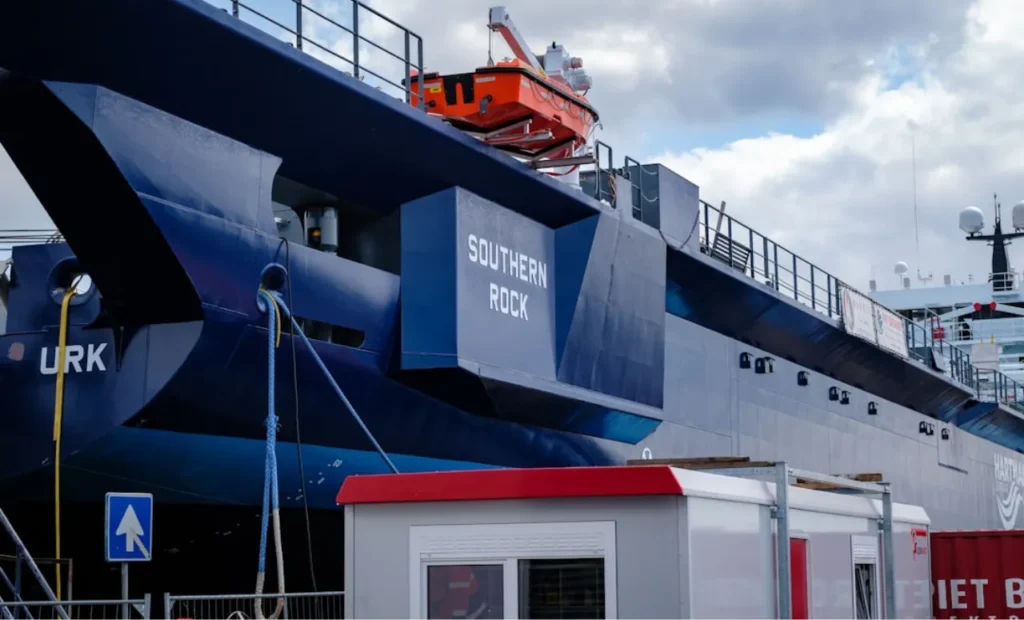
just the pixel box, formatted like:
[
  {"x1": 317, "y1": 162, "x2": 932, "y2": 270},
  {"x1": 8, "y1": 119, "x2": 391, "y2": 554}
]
[{"x1": 623, "y1": 314, "x2": 1019, "y2": 530}]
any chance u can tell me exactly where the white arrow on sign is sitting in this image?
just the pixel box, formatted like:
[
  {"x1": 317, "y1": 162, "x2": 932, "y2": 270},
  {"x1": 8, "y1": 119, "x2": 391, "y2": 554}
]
[{"x1": 115, "y1": 505, "x2": 150, "y2": 560}]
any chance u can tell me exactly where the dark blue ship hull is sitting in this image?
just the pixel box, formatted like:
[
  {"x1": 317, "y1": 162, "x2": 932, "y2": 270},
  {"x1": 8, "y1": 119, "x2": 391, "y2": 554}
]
[{"x1": 1, "y1": 0, "x2": 1024, "y2": 537}]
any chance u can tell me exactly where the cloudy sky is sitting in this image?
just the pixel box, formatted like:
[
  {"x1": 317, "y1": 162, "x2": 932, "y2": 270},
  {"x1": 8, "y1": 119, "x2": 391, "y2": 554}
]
[{"x1": 3, "y1": 0, "x2": 1023, "y2": 292}]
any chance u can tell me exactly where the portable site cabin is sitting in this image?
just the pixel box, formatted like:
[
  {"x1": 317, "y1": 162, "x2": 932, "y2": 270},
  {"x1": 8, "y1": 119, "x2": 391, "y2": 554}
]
[{"x1": 337, "y1": 463, "x2": 933, "y2": 619}]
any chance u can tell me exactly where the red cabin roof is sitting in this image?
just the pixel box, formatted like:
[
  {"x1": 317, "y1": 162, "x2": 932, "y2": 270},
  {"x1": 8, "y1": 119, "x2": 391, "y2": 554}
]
[{"x1": 335, "y1": 466, "x2": 685, "y2": 505}]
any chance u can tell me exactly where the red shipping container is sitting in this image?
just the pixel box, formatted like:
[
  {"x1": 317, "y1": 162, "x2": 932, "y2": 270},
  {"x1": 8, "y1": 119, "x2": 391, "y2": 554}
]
[{"x1": 932, "y1": 530, "x2": 1024, "y2": 619}]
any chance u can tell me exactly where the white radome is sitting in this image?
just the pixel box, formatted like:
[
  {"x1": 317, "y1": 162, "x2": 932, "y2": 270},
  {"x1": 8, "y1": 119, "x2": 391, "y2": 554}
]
[
  {"x1": 959, "y1": 206, "x2": 985, "y2": 234},
  {"x1": 1012, "y1": 201, "x2": 1024, "y2": 231},
  {"x1": 894, "y1": 261, "x2": 909, "y2": 275}
]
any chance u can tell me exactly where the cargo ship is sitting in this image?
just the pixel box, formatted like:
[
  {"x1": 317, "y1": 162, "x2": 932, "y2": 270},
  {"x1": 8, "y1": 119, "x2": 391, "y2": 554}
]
[{"x1": 1, "y1": 0, "x2": 1023, "y2": 599}]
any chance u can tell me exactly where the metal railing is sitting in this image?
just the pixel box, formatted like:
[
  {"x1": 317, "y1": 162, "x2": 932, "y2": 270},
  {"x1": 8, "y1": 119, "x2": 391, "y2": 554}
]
[
  {"x1": 581, "y1": 150, "x2": 1024, "y2": 409},
  {"x1": 936, "y1": 316, "x2": 1024, "y2": 344},
  {"x1": 882, "y1": 270, "x2": 1020, "y2": 292},
  {"x1": 692, "y1": 199, "x2": 976, "y2": 388},
  {"x1": 905, "y1": 319, "x2": 975, "y2": 387},
  {"x1": 0, "y1": 597, "x2": 151, "y2": 620},
  {"x1": 0, "y1": 554, "x2": 73, "y2": 613},
  {"x1": 974, "y1": 368, "x2": 1024, "y2": 414},
  {"x1": 207, "y1": 0, "x2": 424, "y2": 107},
  {"x1": 164, "y1": 591, "x2": 344, "y2": 619},
  {"x1": 990, "y1": 271, "x2": 1018, "y2": 292},
  {"x1": 0, "y1": 510, "x2": 67, "y2": 619},
  {"x1": 697, "y1": 199, "x2": 843, "y2": 320}
]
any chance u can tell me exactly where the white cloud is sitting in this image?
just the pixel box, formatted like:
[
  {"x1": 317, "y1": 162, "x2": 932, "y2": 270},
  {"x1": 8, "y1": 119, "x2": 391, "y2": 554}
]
[
  {"x1": 0, "y1": 144, "x2": 49, "y2": 256},
  {"x1": 655, "y1": 0, "x2": 1024, "y2": 290}
]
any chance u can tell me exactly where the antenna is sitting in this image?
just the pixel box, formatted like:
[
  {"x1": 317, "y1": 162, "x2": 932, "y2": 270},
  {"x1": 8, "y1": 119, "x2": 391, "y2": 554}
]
[
  {"x1": 912, "y1": 133, "x2": 920, "y2": 268},
  {"x1": 910, "y1": 134, "x2": 932, "y2": 284}
]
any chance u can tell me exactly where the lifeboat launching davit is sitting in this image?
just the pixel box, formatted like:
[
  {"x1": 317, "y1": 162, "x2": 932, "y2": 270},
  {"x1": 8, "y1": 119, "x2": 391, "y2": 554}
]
[{"x1": 409, "y1": 6, "x2": 599, "y2": 177}]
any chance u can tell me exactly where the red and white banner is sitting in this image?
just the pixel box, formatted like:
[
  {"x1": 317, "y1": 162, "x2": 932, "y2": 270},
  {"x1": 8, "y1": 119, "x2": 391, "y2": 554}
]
[
  {"x1": 840, "y1": 285, "x2": 877, "y2": 344},
  {"x1": 874, "y1": 304, "x2": 909, "y2": 359}
]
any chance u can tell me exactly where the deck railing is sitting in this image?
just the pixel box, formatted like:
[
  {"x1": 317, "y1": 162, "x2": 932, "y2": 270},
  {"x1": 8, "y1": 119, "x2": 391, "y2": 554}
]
[
  {"x1": 696, "y1": 199, "x2": 842, "y2": 320},
  {"x1": 991, "y1": 270, "x2": 1018, "y2": 291},
  {"x1": 207, "y1": 0, "x2": 424, "y2": 107},
  {"x1": 935, "y1": 316, "x2": 1024, "y2": 345},
  {"x1": 974, "y1": 368, "x2": 1024, "y2": 414},
  {"x1": 691, "y1": 199, "x2": 978, "y2": 388}
]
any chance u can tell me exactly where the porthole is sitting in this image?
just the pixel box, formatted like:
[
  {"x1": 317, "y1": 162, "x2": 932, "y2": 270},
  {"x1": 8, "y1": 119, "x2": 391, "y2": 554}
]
[{"x1": 47, "y1": 258, "x2": 96, "y2": 306}]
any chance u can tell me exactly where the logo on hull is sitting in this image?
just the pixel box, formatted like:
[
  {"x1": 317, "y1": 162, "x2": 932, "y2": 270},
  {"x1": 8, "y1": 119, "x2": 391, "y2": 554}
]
[
  {"x1": 39, "y1": 343, "x2": 108, "y2": 375},
  {"x1": 994, "y1": 454, "x2": 1024, "y2": 529}
]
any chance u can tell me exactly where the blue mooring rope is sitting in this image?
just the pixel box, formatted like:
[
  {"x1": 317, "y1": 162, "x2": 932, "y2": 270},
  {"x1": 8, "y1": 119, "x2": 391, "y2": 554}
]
[
  {"x1": 268, "y1": 290, "x2": 399, "y2": 475},
  {"x1": 256, "y1": 289, "x2": 281, "y2": 585}
]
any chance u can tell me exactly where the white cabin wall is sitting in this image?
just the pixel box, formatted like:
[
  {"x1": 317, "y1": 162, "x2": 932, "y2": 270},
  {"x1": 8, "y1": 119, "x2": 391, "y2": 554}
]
[
  {"x1": 347, "y1": 496, "x2": 683, "y2": 619},
  {"x1": 684, "y1": 496, "x2": 775, "y2": 618}
]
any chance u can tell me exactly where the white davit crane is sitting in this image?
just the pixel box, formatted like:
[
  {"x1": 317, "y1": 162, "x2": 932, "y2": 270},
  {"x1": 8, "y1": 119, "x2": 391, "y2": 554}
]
[{"x1": 487, "y1": 6, "x2": 593, "y2": 96}]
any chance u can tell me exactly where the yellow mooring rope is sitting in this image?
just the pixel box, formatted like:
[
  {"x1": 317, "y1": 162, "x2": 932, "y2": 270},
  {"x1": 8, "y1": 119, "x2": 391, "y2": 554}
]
[{"x1": 52, "y1": 281, "x2": 79, "y2": 601}]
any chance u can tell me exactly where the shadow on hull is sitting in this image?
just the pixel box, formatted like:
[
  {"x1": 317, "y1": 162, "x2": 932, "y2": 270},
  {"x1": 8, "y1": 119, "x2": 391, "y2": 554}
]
[{"x1": 667, "y1": 248, "x2": 975, "y2": 417}]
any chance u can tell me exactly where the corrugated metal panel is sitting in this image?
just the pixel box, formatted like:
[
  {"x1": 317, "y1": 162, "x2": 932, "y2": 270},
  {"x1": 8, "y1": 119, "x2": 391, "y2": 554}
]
[{"x1": 932, "y1": 530, "x2": 1024, "y2": 619}]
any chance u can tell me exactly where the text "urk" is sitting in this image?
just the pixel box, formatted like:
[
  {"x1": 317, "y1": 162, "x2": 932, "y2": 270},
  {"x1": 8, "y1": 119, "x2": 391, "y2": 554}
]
[{"x1": 39, "y1": 343, "x2": 108, "y2": 375}]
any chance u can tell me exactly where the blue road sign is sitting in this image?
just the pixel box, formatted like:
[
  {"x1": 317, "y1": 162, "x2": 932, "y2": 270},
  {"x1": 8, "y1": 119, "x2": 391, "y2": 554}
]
[{"x1": 105, "y1": 492, "x2": 153, "y2": 563}]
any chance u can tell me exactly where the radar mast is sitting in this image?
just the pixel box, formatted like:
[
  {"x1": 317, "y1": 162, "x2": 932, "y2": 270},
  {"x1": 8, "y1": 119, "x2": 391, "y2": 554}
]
[{"x1": 960, "y1": 194, "x2": 1024, "y2": 291}]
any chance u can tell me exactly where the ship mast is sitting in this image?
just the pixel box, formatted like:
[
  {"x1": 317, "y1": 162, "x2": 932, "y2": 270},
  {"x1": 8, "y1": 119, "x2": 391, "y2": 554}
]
[{"x1": 963, "y1": 194, "x2": 1024, "y2": 291}]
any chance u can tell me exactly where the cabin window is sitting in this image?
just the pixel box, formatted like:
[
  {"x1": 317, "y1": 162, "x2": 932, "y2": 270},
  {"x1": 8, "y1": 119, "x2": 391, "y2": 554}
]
[
  {"x1": 854, "y1": 563, "x2": 877, "y2": 619},
  {"x1": 426, "y1": 564, "x2": 505, "y2": 619},
  {"x1": 411, "y1": 522, "x2": 617, "y2": 619},
  {"x1": 518, "y1": 558, "x2": 605, "y2": 619}
]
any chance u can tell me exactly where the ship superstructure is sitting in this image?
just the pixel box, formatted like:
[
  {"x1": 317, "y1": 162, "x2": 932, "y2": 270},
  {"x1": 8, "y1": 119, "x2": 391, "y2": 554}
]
[
  {"x1": 2, "y1": 0, "x2": 1024, "y2": 600},
  {"x1": 871, "y1": 197, "x2": 1024, "y2": 401}
]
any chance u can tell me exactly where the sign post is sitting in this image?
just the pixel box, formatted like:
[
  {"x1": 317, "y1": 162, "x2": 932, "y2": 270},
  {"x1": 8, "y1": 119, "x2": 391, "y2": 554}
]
[{"x1": 105, "y1": 493, "x2": 153, "y2": 619}]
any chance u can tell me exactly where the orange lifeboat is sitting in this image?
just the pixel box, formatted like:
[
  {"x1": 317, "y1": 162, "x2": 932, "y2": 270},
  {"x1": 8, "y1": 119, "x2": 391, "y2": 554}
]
[
  {"x1": 409, "y1": 59, "x2": 598, "y2": 161},
  {"x1": 407, "y1": 8, "x2": 598, "y2": 167}
]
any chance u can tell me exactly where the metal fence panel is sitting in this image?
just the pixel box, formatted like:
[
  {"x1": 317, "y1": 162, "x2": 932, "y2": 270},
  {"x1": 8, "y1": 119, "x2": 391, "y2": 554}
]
[
  {"x1": 165, "y1": 591, "x2": 344, "y2": 620},
  {"x1": 0, "y1": 597, "x2": 150, "y2": 620}
]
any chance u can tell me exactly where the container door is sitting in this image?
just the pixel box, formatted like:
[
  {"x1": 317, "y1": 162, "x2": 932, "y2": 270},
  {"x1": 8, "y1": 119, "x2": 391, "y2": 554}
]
[{"x1": 790, "y1": 537, "x2": 810, "y2": 619}]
